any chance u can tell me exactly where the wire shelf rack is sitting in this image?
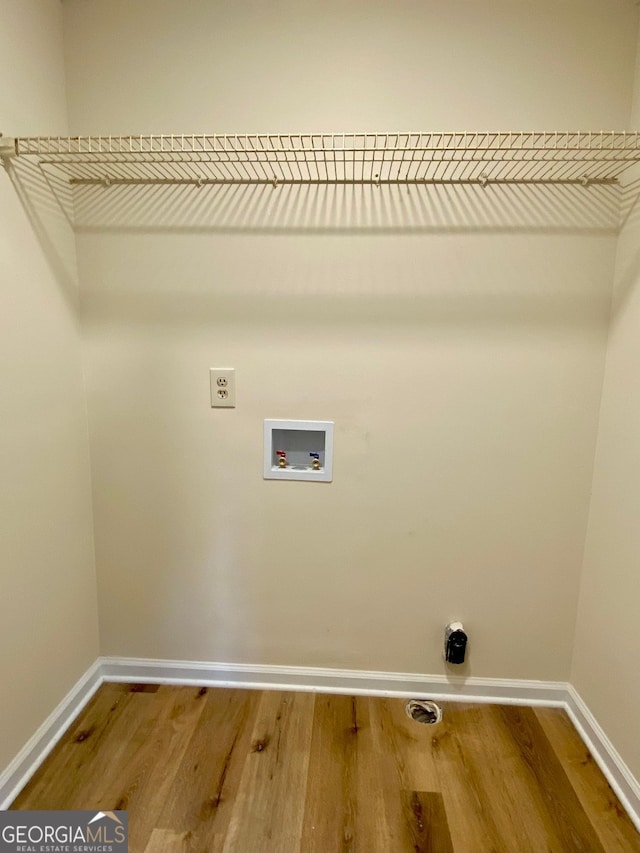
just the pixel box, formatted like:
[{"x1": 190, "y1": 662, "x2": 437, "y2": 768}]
[{"x1": 3, "y1": 131, "x2": 640, "y2": 187}]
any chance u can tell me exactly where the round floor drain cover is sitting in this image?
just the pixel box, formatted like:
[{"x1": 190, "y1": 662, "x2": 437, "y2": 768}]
[{"x1": 405, "y1": 699, "x2": 443, "y2": 725}]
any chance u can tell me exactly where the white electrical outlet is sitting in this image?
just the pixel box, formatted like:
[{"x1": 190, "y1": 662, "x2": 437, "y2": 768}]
[{"x1": 210, "y1": 368, "x2": 235, "y2": 408}]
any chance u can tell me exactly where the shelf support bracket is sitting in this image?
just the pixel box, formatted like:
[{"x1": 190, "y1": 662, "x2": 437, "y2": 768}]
[{"x1": 0, "y1": 135, "x2": 17, "y2": 160}]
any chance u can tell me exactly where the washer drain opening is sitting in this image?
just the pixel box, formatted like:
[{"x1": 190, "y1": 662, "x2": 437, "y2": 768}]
[{"x1": 405, "y1": 699, "x2": 443, "y2": 725}]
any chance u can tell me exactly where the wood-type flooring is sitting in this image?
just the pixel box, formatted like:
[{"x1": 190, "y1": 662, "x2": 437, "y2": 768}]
[{"x1": 11, "y1": 683, "x2": 640, "y2": 853}]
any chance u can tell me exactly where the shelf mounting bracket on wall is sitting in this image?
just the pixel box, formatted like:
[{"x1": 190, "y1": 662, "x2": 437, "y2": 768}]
[{"x1": 0, "y1": 134, "x2": 17, "y2": 160}]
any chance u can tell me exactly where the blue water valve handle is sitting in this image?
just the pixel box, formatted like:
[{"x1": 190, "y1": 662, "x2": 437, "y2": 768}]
[{"x1": 309, "y1": 453, "x2": 320, "y2": 459}]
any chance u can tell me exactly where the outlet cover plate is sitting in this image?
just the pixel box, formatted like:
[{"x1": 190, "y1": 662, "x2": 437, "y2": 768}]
[{"x1": 210, "y1": 368, "x2": 235, "y2": 408}]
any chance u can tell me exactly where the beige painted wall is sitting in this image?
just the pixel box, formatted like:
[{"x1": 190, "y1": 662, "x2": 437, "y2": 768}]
[
  {"x1": 0, "y1": 1, "x2": 98, "y2": 773},
  {"x1": 571, "y1": 22, "x2": 640, "y2": 783},
  {"x1": 63, "y1": 0, "x2": 637, "y2": 679}
]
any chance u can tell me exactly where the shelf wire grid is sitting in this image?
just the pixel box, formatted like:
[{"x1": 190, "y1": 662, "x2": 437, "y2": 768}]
[{"x1": 6, "y1": 131, "x2": 640, "y2": 187}]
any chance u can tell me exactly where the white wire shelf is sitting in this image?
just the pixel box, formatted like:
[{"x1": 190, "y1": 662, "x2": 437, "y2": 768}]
[{"x1": 3, "y1": 131, "x2": 640, "y2": 187}]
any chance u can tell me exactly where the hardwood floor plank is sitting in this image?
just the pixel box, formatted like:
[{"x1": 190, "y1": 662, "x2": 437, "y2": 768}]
[
  {"x1": 69, "y1": 690, "x2": 168, "y2": 813},
  {"x1": 535, "y1": 707, "x2": 640, "y2": 853},
  {"x1": 158, "y1": 687, "x2": 260, "y2": 853},
  {"x1": 374, "y1": 697, "x2": 440, "y2": 792},
  {"x1": 298, "y1": 694, "x2": 359, "y2": 853},
  {"x1": 301, "y1": 696, "x2": 483, "y2": 853},
  {"x1": 370, "y1": 699, "x2": 451, "y2": 852},
  {"x1": 221, "y1": 690, "x2": 315, "y2": 853},
  {"x1": 349, "y1": 696, "x2": 401, "y2": 852},
  {"x1": 300, "y1": 695, "x2": 410, "y2": 853},
  {"x1": 93, "y1": 685, "x2": 209, "y2": 852},
  {"x1": 497, "y1": 704, "x2": 607, "y2": 853},
  {"x1": 400, "y1": 790, "x2": 454, "y2": 853},
  {"x1": 429, "y1": 704, "x2": 508, "y2": 853},
  {"x1": 142, "y1": 828, "x2": 198, "y2": 853},
  {"x1": 450, "y1": 703, "x2": 568, "y2": 853},
  {"x1": 11, "y1": 683, "x2": 141, "y2": 810}
]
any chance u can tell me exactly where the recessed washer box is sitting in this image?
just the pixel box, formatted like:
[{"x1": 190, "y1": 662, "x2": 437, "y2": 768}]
[{"x1": 263, "y1": 419, "x2": 334, "y2": 482}]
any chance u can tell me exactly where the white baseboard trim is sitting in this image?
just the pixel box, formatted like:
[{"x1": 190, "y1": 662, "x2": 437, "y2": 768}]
[
  {"x1": 0, "y1": 659, "x2": 103, "y2": 810},
  {"x1": 99, "y1": 655, "x2": 569, "y2": 706},
  {"x1": 3, "y1": 656, "x2": 639, "y2": 835},
  {"x1": 566, "y1": 684, "x2": 640, "y2": 834}
]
